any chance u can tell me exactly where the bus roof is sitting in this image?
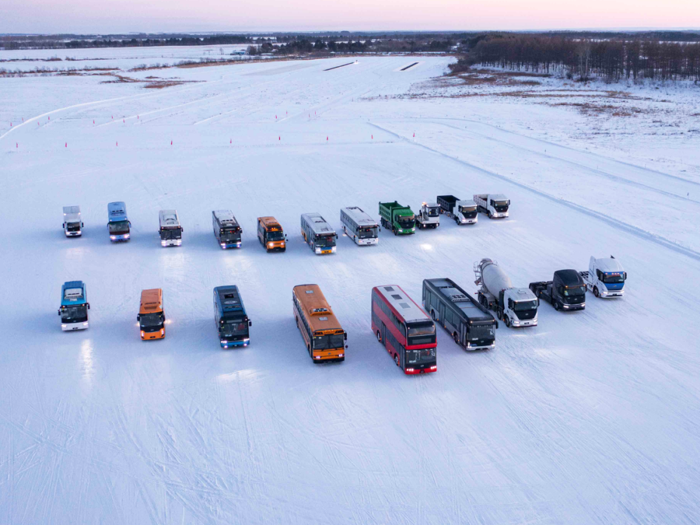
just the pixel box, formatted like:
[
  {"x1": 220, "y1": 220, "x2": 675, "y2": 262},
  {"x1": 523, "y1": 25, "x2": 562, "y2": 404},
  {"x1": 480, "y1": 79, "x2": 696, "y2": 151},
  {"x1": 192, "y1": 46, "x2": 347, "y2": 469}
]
[
  {"x1": 424, "y1": 278, "x2": 494, "y2": 323},
  {"x1": 159, "y1": 210, "x2": 180, "y2": 229},
  {"x1": 108, "y1": 201, "x2": 128, "y2": 223},
  {"x1": 374, "y1": 284, "x2": 430, "y2": 324},
  {"x1": 213, "y1": 210, "x2": 240, "y2": 228},
  {"x1": 341, "y1": 206, "x2": 378, "y2": 227},
  {"x1": 139, "y1": 288, "x2": 163, "y2": 314},
  {"x1": 302, "y1": 213, "x2": 336, "y2": 235},
  {"x1": 258, "y1": 216, "x2": 282, "y2": 230},
  {"x1": 293, "y1": 284, "x2": 343, "y2": 333},
  {"x1": 214, "y1": 286, "x2": 247, "y2": 318},
  {"x1": 61, "y1": 281, "x2": 86, "y2": 306}
]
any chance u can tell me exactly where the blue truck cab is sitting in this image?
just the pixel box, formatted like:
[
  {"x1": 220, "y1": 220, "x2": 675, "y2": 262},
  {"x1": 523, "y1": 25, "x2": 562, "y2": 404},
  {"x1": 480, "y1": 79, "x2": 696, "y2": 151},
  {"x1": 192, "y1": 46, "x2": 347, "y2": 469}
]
[
  {"x1": 214, "y1": 286, "x2": 252, "y2": 348},
  {"x1": 108, "y1": 201, "x2": 131, "y2": 242},
  {"x1": 58, "y1": 281, "x2": 90, "y2": 331},
  {"x1": 582, "y1": 256, "x2": 627, "y2": 298}
]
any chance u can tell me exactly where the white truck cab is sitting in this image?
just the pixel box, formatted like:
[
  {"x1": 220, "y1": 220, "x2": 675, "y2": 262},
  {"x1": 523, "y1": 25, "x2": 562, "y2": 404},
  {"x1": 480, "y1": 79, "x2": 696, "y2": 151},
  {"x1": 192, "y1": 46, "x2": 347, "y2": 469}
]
[
  {"x1": 454, "y1": 199, "x2": 478, "y2": 224},
  {"x1": 416, "y1": 202, "x2": 441, "y2": 229},
  {"x1": 62, "y1": 206, "x2": 83, "y2": 237},
  {"x1": 583, "y1": 256, "x2": 627, "y2": 298},
  {"x1": 474, "y1": 194, "x2": 510, "y2": 219}
]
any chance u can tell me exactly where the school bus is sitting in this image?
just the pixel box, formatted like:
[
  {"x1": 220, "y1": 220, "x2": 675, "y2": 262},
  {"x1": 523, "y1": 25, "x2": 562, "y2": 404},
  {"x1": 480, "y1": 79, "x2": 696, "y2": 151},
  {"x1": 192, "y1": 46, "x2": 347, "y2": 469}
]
[
  {"x1": 137, "y1": 288, "x2": 165, "y2": 340},
  {"x1": 257, "y1": 216, "x2": 287, "y2": 252},
  {"x1": 293, "y1": 284, "x2": 347, "y2": 362}
]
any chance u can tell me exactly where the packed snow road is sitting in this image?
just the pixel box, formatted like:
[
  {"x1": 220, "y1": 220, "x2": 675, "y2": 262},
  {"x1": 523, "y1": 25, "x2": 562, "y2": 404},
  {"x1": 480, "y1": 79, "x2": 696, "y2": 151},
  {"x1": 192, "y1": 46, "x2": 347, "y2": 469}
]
[{"x1": 1, "y1": 56, "x2": 699, "y2": 524}]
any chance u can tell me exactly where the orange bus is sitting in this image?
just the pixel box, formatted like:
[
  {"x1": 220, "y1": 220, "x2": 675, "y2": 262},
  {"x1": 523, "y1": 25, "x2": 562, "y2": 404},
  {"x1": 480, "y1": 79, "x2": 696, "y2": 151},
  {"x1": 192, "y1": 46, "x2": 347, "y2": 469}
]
[
  {"x1": 257, "y1": 216, "x2": 287, "y2": 252},
  {"x1": 137, "y1": 288, "x2": 165, "y2": 340},
  {"x1": 293, "y1": 284, "x2": 347, "y2": 362}
]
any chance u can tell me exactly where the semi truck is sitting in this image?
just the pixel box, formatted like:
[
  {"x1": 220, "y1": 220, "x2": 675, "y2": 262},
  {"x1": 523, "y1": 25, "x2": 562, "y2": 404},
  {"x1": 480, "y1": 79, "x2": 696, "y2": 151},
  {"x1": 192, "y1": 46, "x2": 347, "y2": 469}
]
[
  {"x1": 473, "y1": 194, "x2": 510, "y2": 219},
  {"x1": 58, "y1": 281, "x2": 90, "y2": 331},
  {"x1": 529, "y1": 270, "x2": 586, "y2": 311},
  {"x1": 107, "y1": 201, "x2": 131, "y2": 242},
  {"x1": 437, "y1": 195, "x2": 478, "y2": 225},
  {"x1": 62, "y1": 206, "x2": 83, "y2": 237},
  {"x1": 415, "y1": 202, "x2": 441, "y2": 229},
  {"x1": 159, "y1": 210, "x2": 183, "y2": 247},
  {"x1": 580, "y1": 256, "x2": 627, "y2": 298},
  {"x1": 423, "y1": 278, "x2": 498, "y2": 350},
  {"x1": 378, "y1": 201, "x2": 415, "y2": 235},
  {"x1": 474, "y1": 259, "x2": 538, "y2": 328}
]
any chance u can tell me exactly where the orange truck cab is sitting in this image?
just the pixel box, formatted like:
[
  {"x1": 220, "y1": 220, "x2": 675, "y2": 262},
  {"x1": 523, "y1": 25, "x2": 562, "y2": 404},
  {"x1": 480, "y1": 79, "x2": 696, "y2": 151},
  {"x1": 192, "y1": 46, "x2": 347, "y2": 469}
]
[
  {"x1": 257, "y1": 216, "x2": 287, "y2": 252},
  {"x1": 137, "y1": 288, "x2": 165, "y2": 340}
]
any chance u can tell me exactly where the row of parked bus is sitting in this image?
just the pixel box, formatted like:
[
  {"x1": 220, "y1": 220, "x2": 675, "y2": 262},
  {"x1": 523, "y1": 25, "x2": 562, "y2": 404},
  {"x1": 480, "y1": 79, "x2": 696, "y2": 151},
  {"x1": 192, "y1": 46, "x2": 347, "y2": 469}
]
[
  {"x1": 55, "y1": 278, "x2": 500, "y2": 374},
  {"x1": 61, "y1": 195, "x2": 511, "y2": 252}
]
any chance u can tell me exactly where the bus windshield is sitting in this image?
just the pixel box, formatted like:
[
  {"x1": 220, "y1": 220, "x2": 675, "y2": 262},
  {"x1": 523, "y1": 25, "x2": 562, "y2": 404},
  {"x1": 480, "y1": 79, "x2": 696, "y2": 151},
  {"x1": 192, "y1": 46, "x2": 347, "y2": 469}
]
[
  {"x1": 315, "y1": 234, "x2": 336, "y2": 247},
  {"x1": 161, "y1": 229, "x2": 181, "y2": 240},
  {"x1": 470, "y1": 323, "x2": 495, "y2": 341},
  {"x1": 357, "y1": 226, "x2": 377, "y2": 239},
  {"x1": 109, "y1": 221, "x2": 130, "y2": 234},
  {"x1": 61, "y1": 305, "x2": 88, "y2": 323},
  {"x1": 267, "y1": 230, "x2": 284, "y2": 241},
  {"x1": 314, "y1": 333, "x2": 345, "y2": 350},
  {"x1": 140, "y1": 313, "x2": 164, "y2": 328},
  {"x1": 221, "y1": 319, "x2": 248, "y2": 337}
]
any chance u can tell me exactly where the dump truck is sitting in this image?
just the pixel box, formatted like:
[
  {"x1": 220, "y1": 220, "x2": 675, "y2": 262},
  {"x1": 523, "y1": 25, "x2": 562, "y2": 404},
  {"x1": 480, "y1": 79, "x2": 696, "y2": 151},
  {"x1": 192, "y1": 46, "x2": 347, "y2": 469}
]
[
  {"x1": 437, "y1": 195, "x2": 478, "y2": 225},
  {"x1": 474, "y1": 259, "x2": 538, "y2": 328},
  {"x1": 378, "y1": 201, "x2": 415, "y2": 235},
  {"x1": 529, "y1": 270, "x2": 586, "y2": 311},
  {"x1": 473, "y1": 194, "x2": 510, "y2": 219}
]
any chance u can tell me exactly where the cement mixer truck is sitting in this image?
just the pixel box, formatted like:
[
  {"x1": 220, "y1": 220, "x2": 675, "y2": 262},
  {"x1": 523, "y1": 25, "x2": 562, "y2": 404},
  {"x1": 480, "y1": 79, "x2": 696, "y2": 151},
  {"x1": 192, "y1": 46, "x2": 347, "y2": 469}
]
[{"x1": 474, "y1": 259, "x2": 539, "y2": 328}]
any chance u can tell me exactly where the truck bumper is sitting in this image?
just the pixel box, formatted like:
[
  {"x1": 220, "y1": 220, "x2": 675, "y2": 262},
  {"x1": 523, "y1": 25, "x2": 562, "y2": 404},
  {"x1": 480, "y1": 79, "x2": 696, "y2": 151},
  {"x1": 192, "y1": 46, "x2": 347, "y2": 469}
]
[
  {"x1": 221, "y1": 338, "x2": 250, "y2": 348},
  {"x1": 561, "y1": 304, "x2": 585, "y2": 310},
  {"x1": 62, "y1": 322, "x2": 89, "y2": 331},
  {"x1": 466, "y1": 342, "x2": 495, "y2": 351},
  {"x1": 221, "y1": 242, "x2": 242, "y2": 249},
  {"x1": 601, "y1": 290, "x2": 624, "y2": 298},
  {"x1": 161, "y1": 240, "x2": 182, "y2": 247},
  {"x1": 357, "y1": 238, "x2": 378, "y2": 246},
  {"x1": 510, "y1": 319, "x2": 537, "y2": 328}
]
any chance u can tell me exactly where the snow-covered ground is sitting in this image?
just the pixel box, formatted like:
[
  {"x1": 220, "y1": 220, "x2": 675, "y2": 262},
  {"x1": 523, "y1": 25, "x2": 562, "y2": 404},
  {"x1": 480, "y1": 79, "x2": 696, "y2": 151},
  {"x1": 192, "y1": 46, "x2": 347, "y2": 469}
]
[{"x1": 1, "y1": 55, "x2": 700, "y2": 524}]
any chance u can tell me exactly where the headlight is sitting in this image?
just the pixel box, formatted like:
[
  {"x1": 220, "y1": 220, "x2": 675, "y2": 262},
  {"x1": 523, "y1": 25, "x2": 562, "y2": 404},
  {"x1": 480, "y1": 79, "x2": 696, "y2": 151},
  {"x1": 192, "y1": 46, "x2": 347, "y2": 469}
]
[
  {"x1": 398, "y1": 229, "x2": 403, "y2": 232},
  {"x1": 267, "y1": 242, "x2": 274, "y2": 248},
  {"x1": 61, "y1": 324, "x2": 67, "y2": 328},
  {"x1": 140, "y1": 331, "x2": 145, "y2": 337},
  {"x1": 161, "y1": 241, "x2": 166, "y2": 246},
  {"x1": 110, "y1": 236, "x2": 116, "y2": 240},
  {"x1": 160, "y1": 328, "x2": 164, "y2": 334}
]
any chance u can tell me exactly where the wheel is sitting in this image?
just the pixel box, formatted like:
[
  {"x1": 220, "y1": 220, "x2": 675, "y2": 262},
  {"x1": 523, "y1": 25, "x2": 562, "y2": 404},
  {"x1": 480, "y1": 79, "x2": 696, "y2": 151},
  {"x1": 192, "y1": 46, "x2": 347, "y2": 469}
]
[
  {"x1": 487, "y1": 211, "x2": 493, "y2": 218},
  {"x1": 453, "y1": 332, "x2": 459, "y2": 344},
  {"x1": 455, "y1": 217, "x2": 459, "y2": 225},
  {"x1": 431, "y1": 310, "x2": 436, "y2": 321},
  {"x1": 296, "y1": 316, "x2": 299, "y2": 328},
  {"x1": 394, "y1": 354, "x2": 400, "y2": 367},
  {"x1": 497, "y1": 308, "x2": 503, "y2": 320},
  {"x1": 593, "y1": 286, "x2": 600, "y2": 298},
  {"x1": 504, "y1": 316, "x2": 511, "y2": 328},
  {"x1": 376, "y1": 331, "x2": 381, "y2": 342},
  {"x1": 554, "y1": 301, "x2": 560, "y2": 311}
]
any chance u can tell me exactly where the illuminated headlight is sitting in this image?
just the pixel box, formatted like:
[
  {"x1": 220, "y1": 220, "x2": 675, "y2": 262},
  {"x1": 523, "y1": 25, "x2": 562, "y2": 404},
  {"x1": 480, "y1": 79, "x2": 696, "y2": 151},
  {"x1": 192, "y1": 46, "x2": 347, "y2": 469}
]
[
  {"x1": 176, "y1": 240, "x2": 181, "y2": 245},
  {"x1": 61, "y1": 324, "x2": 67, "y2": 328},
  {"x1": 140, "y1": 331, "x2": 145, "y2": 337},
  {"x1": 398, "y1": 229, "x2": 403, "y2": 233},
  {"x1": 315, "y1": 247, "x2": 321, "y2": 254},
  {"x1": 268, "y1": 242, "x2": 274, "y2": 248},
  {"x1": 314, "y1": 356, "x2": 321, "y2": 359},
  {"x1": 331, "y1": 246, "x2": 336, "y2": 253},
  {"x1": 581, "y1": 303, "x2": 585, "y2": 307},
  {"x1": 411, "y1": 228, "x2": 415, "y2": 232},
  {"x1": 339, "y1": 353, "x2": 344, "y2": 357},
  {"x1": 161, "y1": 240, "x2": 167, "y2": 246},
  {"x1": 110, "y1": 236, "x2": 116, "y2": 240},
  {"x1": 563, "y1": 305, "x2": 570, "y2": 309},
  {"x1": 83, "y1": 322, "x2": 88, "y2": 327},
  {"x1": 160, "y1": 328, "x2": 164, "y2": 335},
  {"x1": 221, "y1": 243, "x2": 226, "y2": 247},
  {"x1": 406, "y1": 368, "x2": 415, "y2": 372},
  {"x1": 221, "y1": 340, "x2": 227, "y2": 344},
  {"x1": 430, "y1": 366, "x2": 437, "y2": 370},
  {"x1": 124, "y1": 234, "x2": 130, "y2": 239}
]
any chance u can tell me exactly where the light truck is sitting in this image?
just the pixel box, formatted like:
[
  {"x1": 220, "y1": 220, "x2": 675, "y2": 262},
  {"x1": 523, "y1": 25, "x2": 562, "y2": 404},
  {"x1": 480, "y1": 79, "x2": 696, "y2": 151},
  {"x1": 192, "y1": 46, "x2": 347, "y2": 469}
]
[
  {"x1": 415, "y1": 202, "x2": 441, "y2": 229},
  {"x1": 437, "y1": 195, "x2": 478, "y2": 225},
  {"x1": 62, "y1": 206, "x2": 83, "y2": 237},
  {"x1": 473, "y1": 194, "x2": 510, "y2": 219}
]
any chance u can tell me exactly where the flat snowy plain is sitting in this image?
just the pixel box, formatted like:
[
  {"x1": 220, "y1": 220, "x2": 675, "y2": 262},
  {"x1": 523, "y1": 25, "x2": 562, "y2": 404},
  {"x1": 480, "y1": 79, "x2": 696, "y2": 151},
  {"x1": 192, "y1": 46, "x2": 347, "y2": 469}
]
[{"x1": 1, "y1": 54, "x2": 700, "y2": 524}]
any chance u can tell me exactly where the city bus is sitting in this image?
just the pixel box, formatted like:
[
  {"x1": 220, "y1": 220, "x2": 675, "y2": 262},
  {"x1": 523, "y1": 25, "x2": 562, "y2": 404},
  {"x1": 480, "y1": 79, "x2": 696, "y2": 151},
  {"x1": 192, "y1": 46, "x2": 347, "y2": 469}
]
[
  {"x1": 301, "y1": 213, "x2": 338, "y2": 255},
  {"x1": 212, "y1": 210, "x2": 242, "y2": 249},
  {"x1": 293, "y1": 284, "x2": 347, "y2": 362},
  {"x1": 340, "y1": 206, "x2": 379, "y2": 246},
  {"x1": 107, "y1": 201, "x2": 131, "y2": 242},
  {"x1": 159, "y1": 210, "x2": 183, "y2": 247},
  {"x1": 137, "y1": 288, "x2": 165, "y2": 340},
  {"x1": 257, "y1": 216, "x2": 287, "y2": 252},
  {"x1": 213, "y1": 285, "x2": 252, "y2": 348},
  {"x1": 371, "y1": 285, "x2": 437, "y2": 374},
  {"x1": 58, "y1": 280, "x2": 90, "y2": 331}
]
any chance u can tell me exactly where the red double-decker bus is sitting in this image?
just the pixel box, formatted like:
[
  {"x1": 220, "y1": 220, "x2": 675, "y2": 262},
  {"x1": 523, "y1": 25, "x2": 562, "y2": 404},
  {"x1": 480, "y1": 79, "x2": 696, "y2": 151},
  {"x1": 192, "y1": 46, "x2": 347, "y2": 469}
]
[{"x1": 371, "y1": 285, "x2": 437, "y2": 374}]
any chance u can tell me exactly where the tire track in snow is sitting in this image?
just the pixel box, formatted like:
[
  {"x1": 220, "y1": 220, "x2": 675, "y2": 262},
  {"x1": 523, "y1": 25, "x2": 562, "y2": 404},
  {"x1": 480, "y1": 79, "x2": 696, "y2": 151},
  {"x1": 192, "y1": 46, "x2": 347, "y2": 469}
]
[{"x1": 369, "y1": 122, "x2": 700, "y2": 263}]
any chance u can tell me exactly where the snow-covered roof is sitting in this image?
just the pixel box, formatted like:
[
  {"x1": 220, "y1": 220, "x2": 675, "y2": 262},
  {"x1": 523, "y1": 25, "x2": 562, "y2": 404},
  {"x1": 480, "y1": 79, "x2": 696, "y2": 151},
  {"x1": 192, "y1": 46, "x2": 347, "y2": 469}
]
[
  {"x1": 376, "y1": 285, "x2": 429, "y2": 324},
  {"x1": 593, "y1": 257, "x2": 624, "y2": 273}
]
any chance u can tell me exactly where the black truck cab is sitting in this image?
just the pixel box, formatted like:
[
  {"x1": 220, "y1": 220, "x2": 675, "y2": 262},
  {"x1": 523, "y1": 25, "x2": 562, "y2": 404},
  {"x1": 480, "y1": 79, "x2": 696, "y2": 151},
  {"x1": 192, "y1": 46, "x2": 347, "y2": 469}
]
[{"x1": 529, "y1": 270, "x2": 586, "y2": 311}]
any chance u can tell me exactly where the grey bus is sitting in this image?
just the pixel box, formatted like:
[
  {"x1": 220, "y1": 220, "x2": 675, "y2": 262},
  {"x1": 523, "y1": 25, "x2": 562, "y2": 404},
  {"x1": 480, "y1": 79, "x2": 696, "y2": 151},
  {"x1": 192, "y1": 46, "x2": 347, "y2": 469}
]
[
  {"x1": 212, "y1": 210, "x2": 242, "y2": 249},
  {"x1": 340, "y1": 206, "x2": 379, "y2": 246},
  {"x1": 423, "y1": 278, "x2": 498, "y2": 351},
  {"x1": 301, "y1": 213, "x2": 338, "y2": 255}
]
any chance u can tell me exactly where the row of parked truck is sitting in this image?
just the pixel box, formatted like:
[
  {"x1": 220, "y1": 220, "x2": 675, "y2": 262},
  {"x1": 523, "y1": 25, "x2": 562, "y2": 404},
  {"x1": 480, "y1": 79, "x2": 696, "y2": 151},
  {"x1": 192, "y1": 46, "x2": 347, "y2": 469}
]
[{"x1": 61, "y1": 193, "x2": 511, "y2": 250}]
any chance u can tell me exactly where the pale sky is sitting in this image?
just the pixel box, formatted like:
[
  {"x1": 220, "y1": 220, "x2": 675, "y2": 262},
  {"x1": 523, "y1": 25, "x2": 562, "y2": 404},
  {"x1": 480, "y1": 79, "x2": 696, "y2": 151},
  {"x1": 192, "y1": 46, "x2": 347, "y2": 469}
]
[{"x1": 1, "y1": 0, "x2": 699, "y2": 34}]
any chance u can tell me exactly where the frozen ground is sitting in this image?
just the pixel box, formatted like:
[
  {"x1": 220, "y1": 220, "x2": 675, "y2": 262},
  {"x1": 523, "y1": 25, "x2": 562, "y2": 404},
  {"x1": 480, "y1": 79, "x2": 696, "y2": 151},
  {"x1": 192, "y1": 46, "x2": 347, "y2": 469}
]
[{"x1": 1, "y1": 55, "x2": 700, "y2": 524}]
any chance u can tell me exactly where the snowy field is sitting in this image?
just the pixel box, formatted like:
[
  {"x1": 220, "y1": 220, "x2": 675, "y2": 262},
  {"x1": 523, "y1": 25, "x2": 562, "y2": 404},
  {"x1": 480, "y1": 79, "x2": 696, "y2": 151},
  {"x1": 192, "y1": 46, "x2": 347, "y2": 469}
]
[{"x1": 2, "y1": 55, "x2": 700, "y2": 524}]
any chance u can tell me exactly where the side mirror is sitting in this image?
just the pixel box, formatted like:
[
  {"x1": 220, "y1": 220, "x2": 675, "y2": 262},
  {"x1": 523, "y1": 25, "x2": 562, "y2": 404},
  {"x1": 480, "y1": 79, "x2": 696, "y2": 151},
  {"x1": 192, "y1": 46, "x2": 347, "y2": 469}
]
[
  {"x1": 58, "y1": 310, "x2": 61, "y2": 316},
  {"x1": 344, "y1": 333, "x2": 348, "y2": 341},
  {"x1": 137, "y1": 315, "x2": 140, "y2": 321},
  {"x1": 248, "y1": 321, "x2": 252, "y2": 327},
  {"x1": 87, "y1": 303, "x2": 90, "y2": 310},
  {"x1": 81, "y1": 222, "x2": 84, "y2": 227},
  {"x1": 62, "y1": 223, "x2": 65, "y2": 228}
]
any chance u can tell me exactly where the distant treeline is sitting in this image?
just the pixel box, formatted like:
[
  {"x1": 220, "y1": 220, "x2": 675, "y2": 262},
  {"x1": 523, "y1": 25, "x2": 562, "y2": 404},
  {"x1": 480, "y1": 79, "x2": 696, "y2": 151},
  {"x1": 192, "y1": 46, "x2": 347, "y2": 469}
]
[
  {"x1": 0, "y1": 34, "x2": 252, "y2": 50},
  {"x1": 456, "y1": 36, "x2": 700, "y2": 82}
]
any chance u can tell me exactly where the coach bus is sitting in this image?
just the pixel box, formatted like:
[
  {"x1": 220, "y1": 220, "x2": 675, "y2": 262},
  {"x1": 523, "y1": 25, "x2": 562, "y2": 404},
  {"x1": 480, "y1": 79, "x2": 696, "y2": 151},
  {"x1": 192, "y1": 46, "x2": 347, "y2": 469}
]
[
  {"x1": 137, "y1": 288, "x2": 165, "y2": 340},
  {"x1": 371, "y1": 285, "x2": 437, "y2": 374},
  {"x1": 293, "y1": 284, "x2": 347, "y2": 362},
  {"x1": 340, "y1": 206, "x2": 379, "y2": 246},
  {"x1": 212, "y1": 210, "x2": 242, "y2": 249},
  {"x1": 301, "y1": 213, "x2": 337, "y2": 255},
  {"x1": 58, "y1": 280, "x2": 90, "y2": 331},
  {"x1": 214, "y1": 285, "x2": 252, "y2": 348}
]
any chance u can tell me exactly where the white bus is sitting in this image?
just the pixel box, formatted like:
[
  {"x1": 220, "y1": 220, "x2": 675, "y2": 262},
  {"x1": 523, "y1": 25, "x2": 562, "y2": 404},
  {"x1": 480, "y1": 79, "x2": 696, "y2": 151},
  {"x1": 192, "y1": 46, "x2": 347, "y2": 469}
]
[
  {"x1": 340, "y1": 206, "x2": 379, "y2": 246},
  {"x1": 159, "y1": 210, "x2": 183, "y2": 247},
  {"x1": 301, "y1": 213, "x2": 337, "y2": 255}
]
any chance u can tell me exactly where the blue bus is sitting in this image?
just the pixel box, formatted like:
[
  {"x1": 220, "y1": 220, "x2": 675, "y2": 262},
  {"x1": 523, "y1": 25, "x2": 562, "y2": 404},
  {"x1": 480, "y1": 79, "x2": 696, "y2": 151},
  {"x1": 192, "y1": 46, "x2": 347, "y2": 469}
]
[
  {"x1": 214, "y1": 286, "x2": 252, "y2": 348},
  {"x1": 108, "y1": 201, "x2": 131, "y2": 242},
  {"x1": 58, "y1": 281, "x2": 90, "y2": 331}
]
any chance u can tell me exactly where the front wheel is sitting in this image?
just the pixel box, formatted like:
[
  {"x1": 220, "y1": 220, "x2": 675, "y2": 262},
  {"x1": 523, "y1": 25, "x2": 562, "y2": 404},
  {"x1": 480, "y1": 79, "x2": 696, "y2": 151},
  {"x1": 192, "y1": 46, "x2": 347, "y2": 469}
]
[
  {"x1": 431, "y1": 310, "x2": 436, "y2": 321},
  {"x1": 504, "y1": 316, "x2": 511, "y2": 328},
  {"x1": 376, "y1": 331, "x2": 382, "y2": 342},
  {"x1": 453, "y1": 332, "x2": 459, "y2": 345},
  {"x1": 593, "y1": 286, "x2": 600, "y2": 298},
  {"x1": 394, "y1": 354, "x2": 400, "y2": 367},
  {"x1": 554, "y1": 301, "x2": 560, "y2": 311}
]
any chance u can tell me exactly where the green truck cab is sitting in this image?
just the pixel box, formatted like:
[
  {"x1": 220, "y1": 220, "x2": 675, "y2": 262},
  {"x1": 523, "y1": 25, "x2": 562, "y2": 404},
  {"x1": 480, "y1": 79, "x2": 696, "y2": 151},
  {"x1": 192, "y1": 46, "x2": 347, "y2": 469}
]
[{"x1": 378, "y1": 201, "x2": 416, "y2": 235}]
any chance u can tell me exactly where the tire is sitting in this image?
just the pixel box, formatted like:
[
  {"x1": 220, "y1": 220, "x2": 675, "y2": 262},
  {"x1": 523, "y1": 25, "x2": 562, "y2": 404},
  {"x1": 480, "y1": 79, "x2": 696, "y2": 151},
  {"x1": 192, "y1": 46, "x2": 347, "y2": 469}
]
[
  {"x1": 487, "y1": 211, "x2": 492, "y2": 219},
  {"x1": 593, "y1": 286, "x2": 600, "y2": 298},
  {"x1": 431, "y1": 310, "x2": 436, "y2": 321},
  {"x1": 497, "y1": 308, "x2": 503, "y2": 320},
  {"x1": 376, "y1": 331, "x2": 382, "y2": 342},
  {"x1": 504, "y1": 316, "x2": 511, "y2": 328},
  {"x1": 455, "y1": 217, "x2": 459, "y2": 225},
  {"x1": 394, "y1": 354, "x2": 400, "y2": 367},
  {"x1": 554, "y1": 301, "x2": 560, "y2": 311},
  {"x1": 453, "y1": 332, "x2": 459, "y2": 345}
]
